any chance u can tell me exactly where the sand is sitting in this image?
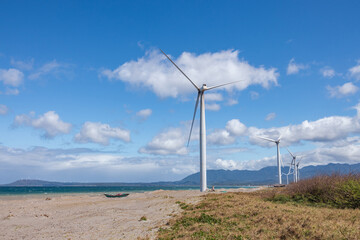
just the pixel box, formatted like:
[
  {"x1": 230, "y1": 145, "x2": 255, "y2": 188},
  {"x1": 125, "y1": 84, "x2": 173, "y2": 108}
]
[{"x1": 0, "y1": 187, "x2": 261, "y2": 240}]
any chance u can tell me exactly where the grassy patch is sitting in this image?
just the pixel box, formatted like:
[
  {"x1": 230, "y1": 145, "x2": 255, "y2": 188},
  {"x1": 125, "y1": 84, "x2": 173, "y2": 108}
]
[
  {"x1": 158, "y1": 189, "x2": 360, "y2": 239},
  {"x1": 139, "y1": 216, "x2": 147, "y2": 221},
  {"x1": 266, "y1": 173, "x2": 360, "y2": 209}
]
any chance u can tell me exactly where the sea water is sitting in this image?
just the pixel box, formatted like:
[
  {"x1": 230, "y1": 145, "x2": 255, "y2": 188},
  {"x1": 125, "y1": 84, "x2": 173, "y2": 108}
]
[{"x1": 0, "y1": 185, "x2": 258, "y2": 196}]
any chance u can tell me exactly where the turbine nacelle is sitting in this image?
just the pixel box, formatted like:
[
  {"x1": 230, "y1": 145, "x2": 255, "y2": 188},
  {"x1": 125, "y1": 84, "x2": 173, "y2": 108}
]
[{"x1": 200, "y1": 84, "x2": 208, "y2": 91}]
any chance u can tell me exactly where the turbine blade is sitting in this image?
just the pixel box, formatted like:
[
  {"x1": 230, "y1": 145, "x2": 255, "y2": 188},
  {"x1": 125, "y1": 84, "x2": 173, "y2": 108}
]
[
  {"x1": 277, "y1": 135, "x2": 282, "y2": 141},
  {"x1": 297, "y1": 156, "x2": 303, "y2": 165},
  {"x1": 286, "y1": 147, "x2": 295, "y2": 158},
  {"x1": 206, "y1": 80, "x2": 241, "y2": 91},
  {"x1": 187, "y1": 92, "x2": 201, "y2": 147},
  {"x1": 160, "y1": 49, "x2": 200, "y2": 91},
  {"x1": 257, "y1": 136, "x2": 276, "y2": 142}
]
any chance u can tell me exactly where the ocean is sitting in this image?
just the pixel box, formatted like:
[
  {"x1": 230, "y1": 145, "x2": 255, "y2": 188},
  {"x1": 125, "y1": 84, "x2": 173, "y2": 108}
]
[{"x1": 0, "y1": 185, "x2": 257, "y2": 196}]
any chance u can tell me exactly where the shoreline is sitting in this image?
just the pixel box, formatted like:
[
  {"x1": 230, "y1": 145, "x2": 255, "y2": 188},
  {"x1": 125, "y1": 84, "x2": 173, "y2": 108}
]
[
  {"x1": 0, "y1": 185, "x2": 261, "y2": 199},
  {"x1": 0, "y1": 187, "x2": 261, "y2": 239}
]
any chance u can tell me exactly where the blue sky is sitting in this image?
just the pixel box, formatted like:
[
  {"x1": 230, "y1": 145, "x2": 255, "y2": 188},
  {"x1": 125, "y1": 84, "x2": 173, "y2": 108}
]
[{"x1": 0, "y1": 1, "x2": 360, "y2": 183}]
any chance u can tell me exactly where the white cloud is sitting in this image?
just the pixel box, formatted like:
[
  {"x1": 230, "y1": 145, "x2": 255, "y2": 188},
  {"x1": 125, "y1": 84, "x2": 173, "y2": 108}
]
[
  {"x1": 0, "y1": 145, "x2": 200, "y2": 183},
  {"x1": 287, "y1": 58, "x2": 307, "y2": 75},
  {"x1": 250, "y1": 91, "x2": 259, "y2": 100},
  {"x1": 136, "y1": 108, "x2": 152, "y2": 120},
  {"x1": 136, "y1": 108, "x2": 152, "y2": 119},
  {"x1": 0, "y1": 104, "x2": 8, "y2": 115},
  {"x1": 207, "y1": 119, "x2": 246, "y2": 145},
  {"x1": 226, "y1": 119, "x2": 247, "y2": 136},
  {"x1": 327, "y1": 82, "x2": 359, "y2": 98},
  {"x1": 215, "y1": 158, "x2": 237, "y2": 170},
  {"x1": 102, "y1": 49, "x2": 279, "y2": 98},
  {"x1": 10, "y1": 58, "x2": 34, "y2": 70},
  {"x1": 205, "y1": 93, "x2": 223, "y2": 102},
  {"x1": 320, "y1": 67, "x2": 335, "y2": 78},
  {"x1": 265, "y1": 112, "x2": 276, "y2": 121},
  {"x1": 0, "y1": 68, "x2": 24, "y2": 87},
  {"x1": 14, "y1": 111, "x2": 72, "y2": 138},
  {"x1": 349, "y1": 61, "x2": 360, "y2": 81},
  {"x1": 208, "y1": 129, "x2": 236, "y2": 145},
  {"x1": 139, "y1": 127, "x2": 188, "y2": 155},
  {"x1": 28, "y1": 60, "x2": 61, "y2": 80},
  {"x1": 4, "y1": 88, "x2": 19, "y2": 95},
  {"x1": 206, "y1": 103, "x2": 221, "y2": 111},
  {"x1": 75, "y1": 122, "x2": 130, "y2": 145},
  {"x1": 207, "y1": 102, "x2": 360, "y2": 147},
  {"x1": 226, "y1": 98, "x2": 238, "y2": 106}
]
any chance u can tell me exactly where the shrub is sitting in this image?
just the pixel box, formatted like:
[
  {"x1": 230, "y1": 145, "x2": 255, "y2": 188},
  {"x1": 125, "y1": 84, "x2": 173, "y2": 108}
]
[{"x1": 267, "y1": 173, "x2": 360, "y2": 209}]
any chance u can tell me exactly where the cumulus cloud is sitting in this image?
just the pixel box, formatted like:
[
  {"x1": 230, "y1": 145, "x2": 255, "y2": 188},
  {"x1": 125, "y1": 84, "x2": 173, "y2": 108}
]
[
  {"x1": 320, "y1": 67, "x2": 336, "y2": 78},
  {"x1": 101, "y1": 49, "x2": 279, "y2": 98},
  {"x1": 265, "y1": 112, "x2": 276, "y2": 121},
  {"x1": 136, "y1": 108, "x2": 152, "y2": 120},
  {"x1": 208, "y1": 102, "x2": 360, "y2": 148},
  {"x1": 287, "y1": 58, "x2": 307, "y2": 75},
  {"x1": 14, "y1": 111, "x2": 72, "y2": 138},
  {"x1": 215, "y1": 158, "x2": 238, "y2": 170},
  {"x1": 75, "y1": 122, "x2": 130, "y2": 145},
  {"x1": 0, "y1": 68, "x2": 24, "y2": 87},
  {"x1": 139, "y1": 127, "x2": 188, "y2": 155},
  {"x1": 327, "y1": 82, "x2": 359, "y2": 98},
  {"x1": 349, "y1": 61, "x2": 360, "y2": 81},
  {"x1": 0, "y1": 104, "x2": 8, "y2": 115}
]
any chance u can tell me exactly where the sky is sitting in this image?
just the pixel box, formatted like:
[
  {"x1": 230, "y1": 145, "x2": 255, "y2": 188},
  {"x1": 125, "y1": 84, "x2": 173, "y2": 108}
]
[{"x1": 0, "y1": 0, "x2": 360, "y2": 183}]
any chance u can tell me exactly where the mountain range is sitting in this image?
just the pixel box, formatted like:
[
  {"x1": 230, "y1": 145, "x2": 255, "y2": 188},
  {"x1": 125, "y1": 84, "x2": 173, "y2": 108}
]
[{"x1": 2, "y1": 163, "x2": 360, "y2": 187}]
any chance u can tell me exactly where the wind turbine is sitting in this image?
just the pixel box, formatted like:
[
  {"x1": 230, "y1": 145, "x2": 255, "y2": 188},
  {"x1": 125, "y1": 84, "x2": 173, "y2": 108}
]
[
  {"x1": 287, "y1": 148, "x2": 297, "y2": 183},
  {"x1": 284, "y1": 160, "x2": 294, "y2": 185},
  {"x1": 160, "y1": 49, "x2": 239, "y2": 192},
  {"x1": 258, "y1": 136, "x2": 282, "y2": 184},
  {"x1": 296, "y1": 157, "x2": 303, "y2": 182}
]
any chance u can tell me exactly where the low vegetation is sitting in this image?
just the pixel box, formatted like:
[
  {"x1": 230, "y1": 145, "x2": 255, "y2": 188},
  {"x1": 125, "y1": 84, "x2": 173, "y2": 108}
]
[
  {"x1": 158, "y1": 174, "x2": 360, "y2": 239},
  {"x1": 268, "y1": 173, "x2": 360, "y2": 209}
]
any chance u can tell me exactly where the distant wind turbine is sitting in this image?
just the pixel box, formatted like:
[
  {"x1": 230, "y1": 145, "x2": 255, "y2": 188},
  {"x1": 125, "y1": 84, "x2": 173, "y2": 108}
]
[
  {"x1": 287, "y1": 148, "x2": 303, "y2": 183},
  {"x1": 287, "y1": 148, "x2": 297, "y2": 183},
  {"x1": 296, "y1": 157, "x2": 303, "y2": 182},
  {"x1": 258, "y1": 136, "x2": 282, "y2": 184},
  {"x1": 160, "y1": 49, "x2": 240, "y2": 192}
]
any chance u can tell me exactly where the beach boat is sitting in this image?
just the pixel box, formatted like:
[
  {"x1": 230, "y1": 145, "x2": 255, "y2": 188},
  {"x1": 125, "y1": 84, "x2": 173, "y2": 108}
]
[{"x1": 104, "y1": 193, "x2": 129, "y2": 198}]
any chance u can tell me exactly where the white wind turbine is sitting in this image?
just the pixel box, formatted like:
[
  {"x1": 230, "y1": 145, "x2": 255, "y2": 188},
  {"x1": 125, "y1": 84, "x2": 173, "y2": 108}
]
[
  {"x1": 287, "y1": 148, "x2": 297, "y2": 183},
  {"x1": 287, "y1": 148, "x2": 303, "y2": 183},
  {"x1": 295, "y1": 157, "x2": 303, "y2": 182},
  {"x1": 258, "y1": 136, "x2": 282, "y2": 184},
  {"x1": 160, "y1": 49, "x2": 239, "y2": 192}
]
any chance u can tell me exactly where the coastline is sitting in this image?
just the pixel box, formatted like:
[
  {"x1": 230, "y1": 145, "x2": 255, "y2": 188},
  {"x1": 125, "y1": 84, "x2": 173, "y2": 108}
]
[{"x1": 0, "y1": 187, "x2": 260, "y2": 239}]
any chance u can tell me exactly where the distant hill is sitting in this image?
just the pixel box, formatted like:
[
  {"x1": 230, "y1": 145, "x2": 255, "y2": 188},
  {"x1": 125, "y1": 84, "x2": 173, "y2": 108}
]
[
  {"x1": 2, "y1": 163, "x2": 360, "y2": 187},
  {"x1": 178, "y1": 163, "x2": 360, "y2": 185}
]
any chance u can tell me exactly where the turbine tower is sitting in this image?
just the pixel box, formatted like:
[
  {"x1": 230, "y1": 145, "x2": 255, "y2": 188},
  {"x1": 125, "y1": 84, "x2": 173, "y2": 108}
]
[
  {"x1": 296, "y1": 157, "x2": 303, "y2": 182},
  {"x1": 258, "y1": 136, "x2": 282, "y2": 184},
  {"x1": 160, "y1": 49, "x2": 239, "y2": 192}
]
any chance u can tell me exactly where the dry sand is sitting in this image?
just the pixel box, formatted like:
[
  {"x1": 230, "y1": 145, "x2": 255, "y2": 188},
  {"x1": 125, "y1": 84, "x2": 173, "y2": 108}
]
[{"x1": 0, "y1": 187, "x2": 260, "y2": 240}]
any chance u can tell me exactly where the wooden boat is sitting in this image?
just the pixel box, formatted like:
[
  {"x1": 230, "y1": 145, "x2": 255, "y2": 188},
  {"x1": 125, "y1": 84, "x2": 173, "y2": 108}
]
[{"x1": 104, "y1": 193, "x2": 129, "y2": 198}]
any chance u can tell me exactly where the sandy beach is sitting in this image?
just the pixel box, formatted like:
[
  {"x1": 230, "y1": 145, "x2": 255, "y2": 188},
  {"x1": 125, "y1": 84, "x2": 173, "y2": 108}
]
[{"x1": 0, "y1": 188, "x2": 260, "y2": 240}]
